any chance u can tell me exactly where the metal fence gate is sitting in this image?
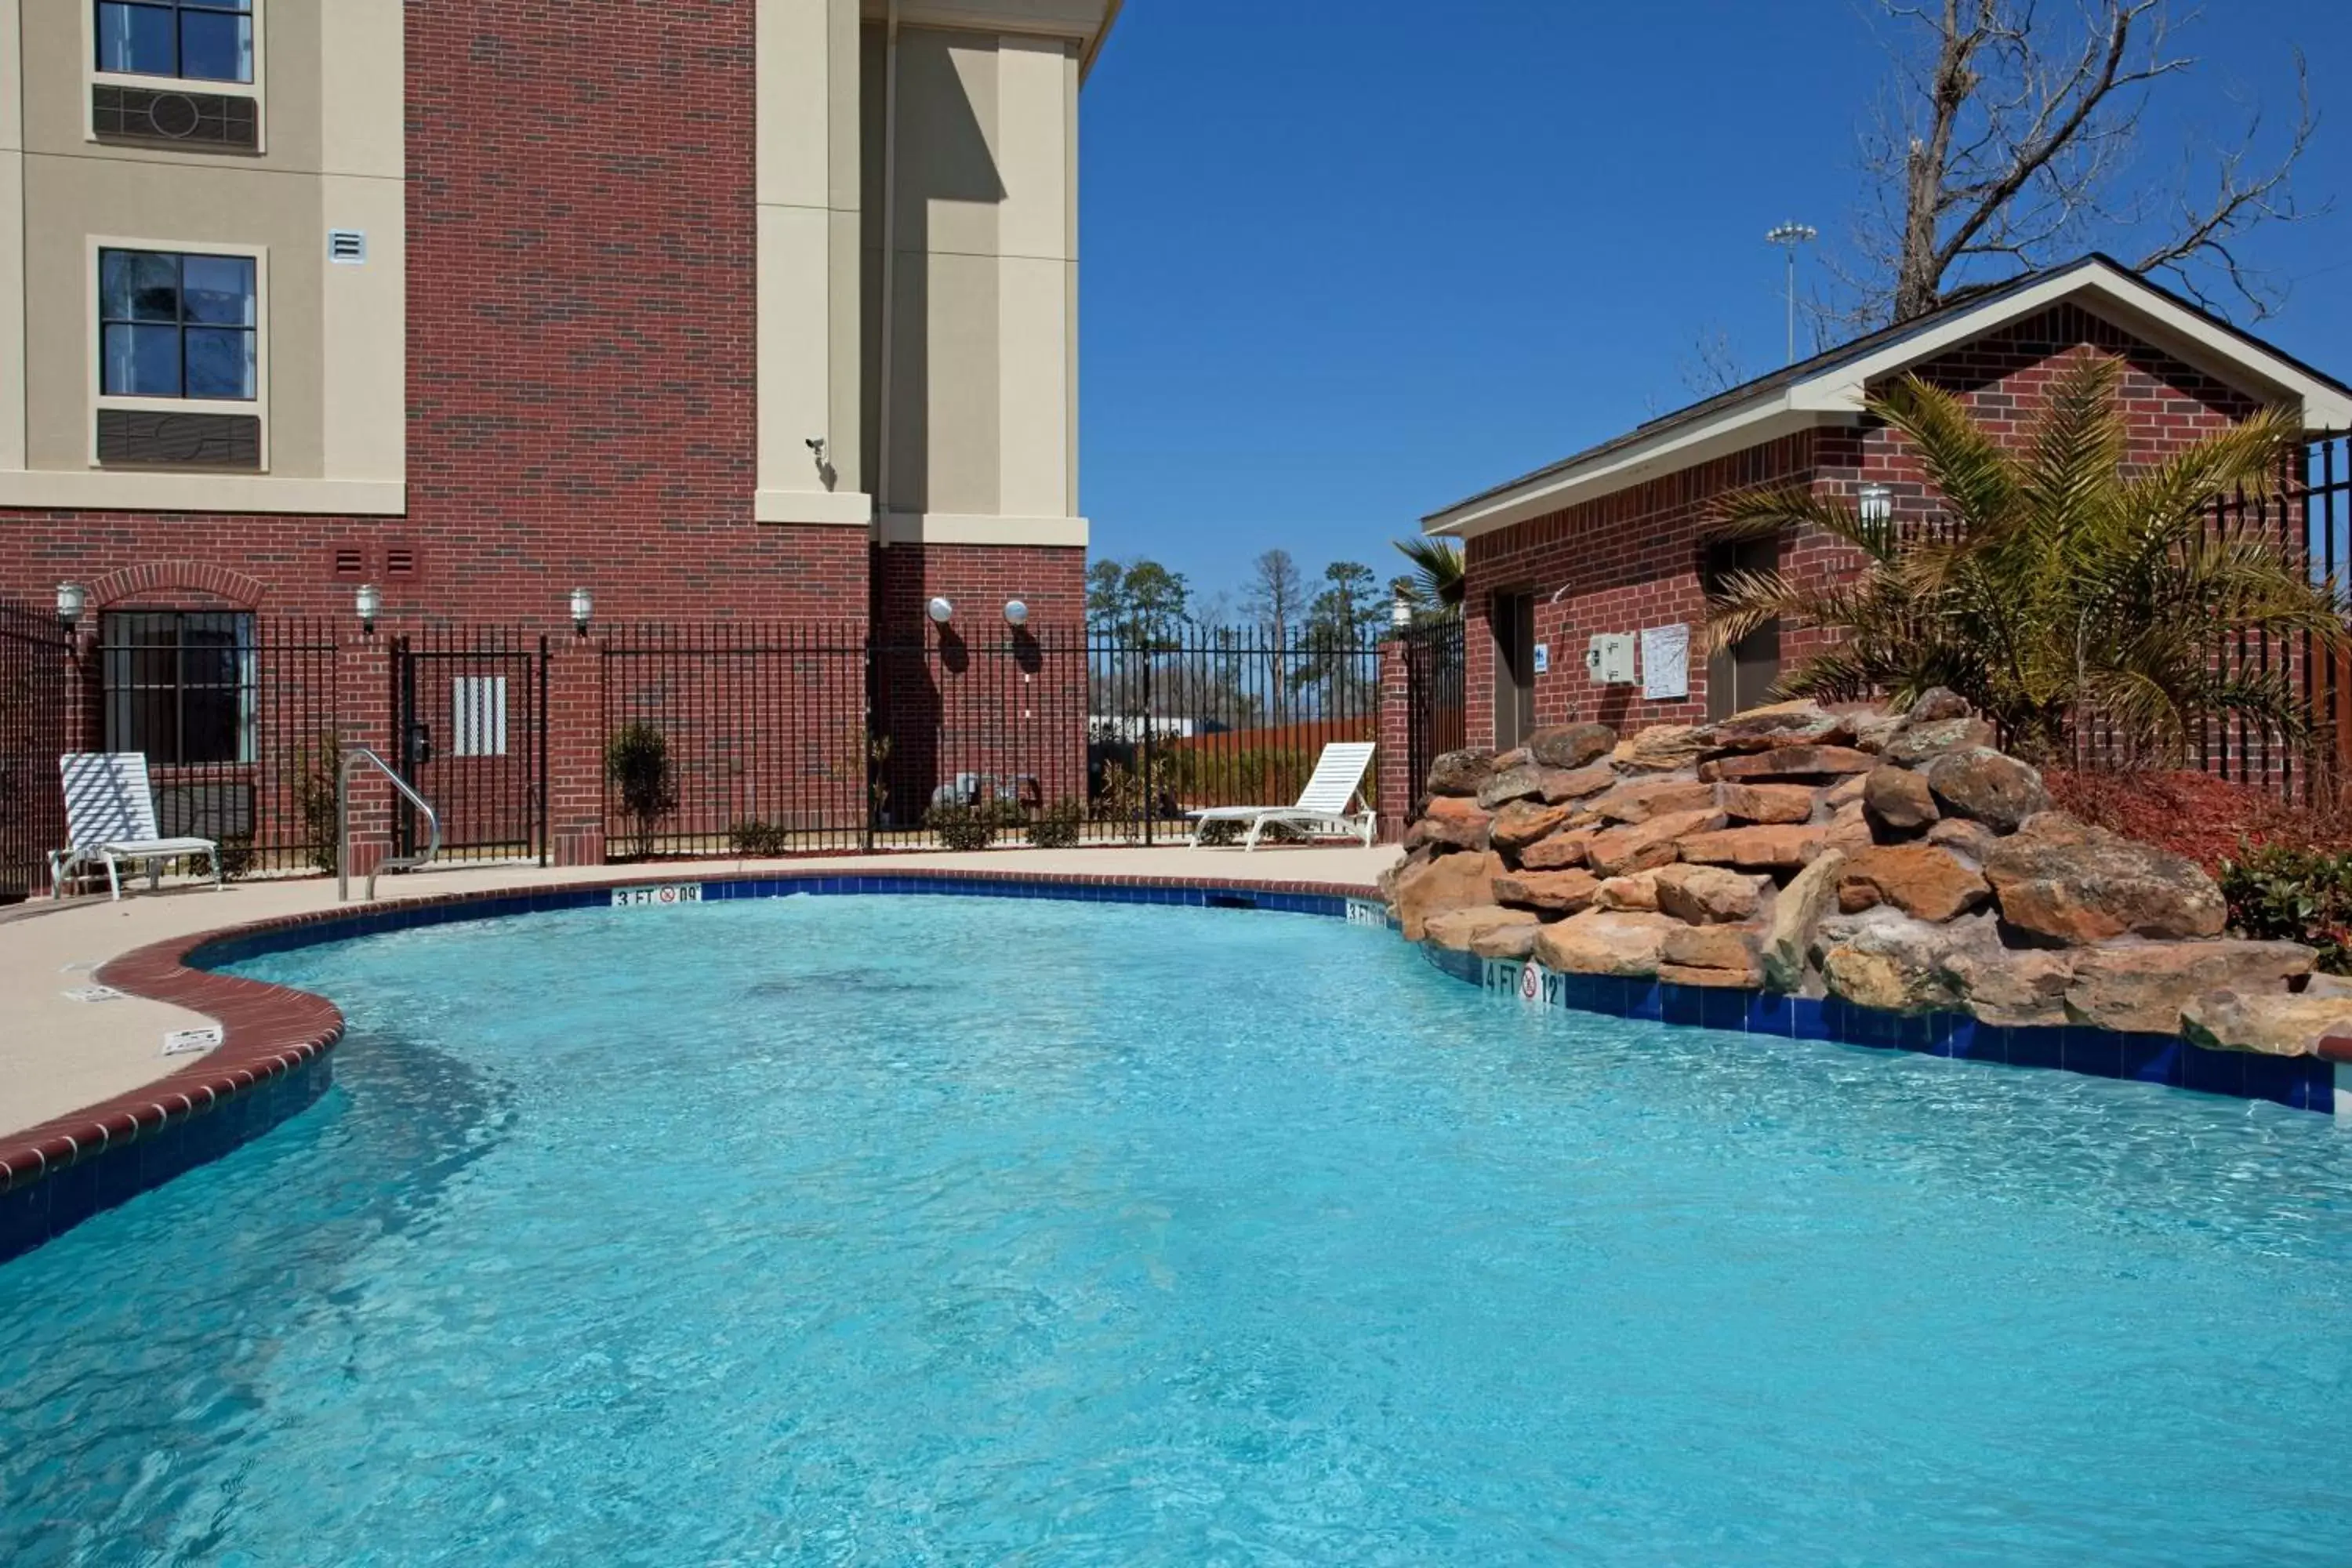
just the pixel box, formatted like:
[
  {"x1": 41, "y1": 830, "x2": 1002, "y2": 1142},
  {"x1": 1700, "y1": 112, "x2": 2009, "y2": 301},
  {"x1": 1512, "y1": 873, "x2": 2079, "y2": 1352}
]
[
  {"x1": 0, "y1": 602, "x2": 70, "y2": 900},
  {"x1": 393, "y1": 629, "x2": 550, "y2": 864}
]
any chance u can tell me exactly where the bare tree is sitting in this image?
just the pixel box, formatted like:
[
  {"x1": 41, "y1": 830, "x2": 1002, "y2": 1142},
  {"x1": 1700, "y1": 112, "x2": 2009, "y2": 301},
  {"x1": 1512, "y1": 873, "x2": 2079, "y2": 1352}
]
[
  {"x1": 1681, "y1": 325, "x2": 1751, "y2": 395},
  {"x1": 1244, "y1": 549, "x2": 1305, "y2": 643},
  {"x1": 1838, "y1": 0, "x2": 2317, "y2": 327}
]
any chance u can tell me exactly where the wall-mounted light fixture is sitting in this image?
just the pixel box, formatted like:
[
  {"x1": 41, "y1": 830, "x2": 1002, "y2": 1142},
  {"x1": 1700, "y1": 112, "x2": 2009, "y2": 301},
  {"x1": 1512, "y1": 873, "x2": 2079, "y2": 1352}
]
[
  {"x1": 1002, "y1": 599, "x2": 1028, "y2": 628},
  {"x1": 570, "y1": 586, "x2": 594, "y2": 637},
  {"x1": 1857, "y1": 482, "x2": 1893, "y2": 527},
  {"x1": 354, "y1": 583, "x2": 383, "y2": 637},
  {"x1": 56, "y1": 581, "x2": 86, "y2": 633},
  {"x1": 927, "y1": 596, "x2": 954, "y2": 625}
]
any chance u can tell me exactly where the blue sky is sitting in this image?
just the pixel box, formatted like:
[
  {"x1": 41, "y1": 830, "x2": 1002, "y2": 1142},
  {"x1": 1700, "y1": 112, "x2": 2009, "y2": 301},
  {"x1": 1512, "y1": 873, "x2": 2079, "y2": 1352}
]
[{"x1": 1076, "y1": 0, "x2": 2352, "y2": 613}]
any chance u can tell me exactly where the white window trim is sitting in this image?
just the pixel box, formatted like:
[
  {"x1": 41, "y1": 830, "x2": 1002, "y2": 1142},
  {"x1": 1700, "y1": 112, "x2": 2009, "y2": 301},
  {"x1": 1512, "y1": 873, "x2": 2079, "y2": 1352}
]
[
  {"x1": 82, "y1": 0, "x2": 267, "y2": 155},
  {"x1": 85, "y1": 234, "x2": 270, "y2": 471}
]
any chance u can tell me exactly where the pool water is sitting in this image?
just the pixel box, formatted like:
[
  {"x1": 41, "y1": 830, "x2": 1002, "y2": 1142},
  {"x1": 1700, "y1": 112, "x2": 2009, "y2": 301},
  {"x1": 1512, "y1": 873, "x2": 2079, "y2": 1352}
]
[{"x1": 4, "y1": 895, "x2": 2351, "y2": 1564}]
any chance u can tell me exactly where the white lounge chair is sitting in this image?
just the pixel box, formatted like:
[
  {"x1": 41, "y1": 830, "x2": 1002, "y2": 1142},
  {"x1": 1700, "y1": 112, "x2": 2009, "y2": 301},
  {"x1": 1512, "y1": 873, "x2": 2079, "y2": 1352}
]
[
  {"x1": 48, "y1": 752, "x2": 222, "y2": 900},
  {"x1": 1185, "y1": 740, "x2": 1377, "y2": 851}
]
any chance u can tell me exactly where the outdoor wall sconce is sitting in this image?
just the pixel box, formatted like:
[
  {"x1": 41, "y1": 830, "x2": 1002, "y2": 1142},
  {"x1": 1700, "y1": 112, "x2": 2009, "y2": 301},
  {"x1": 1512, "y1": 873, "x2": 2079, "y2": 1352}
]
[
  {"x1": 927, "y1": 597, "x2": 954, "y2": 625},
  {"x1": 1857, "y1": 482, "x2": 1893, "y2": 527},
  {"x1": 355, "y1": 583, "x2": 383, "y2": 637},
  {"x1": 1003, "y1": 599, "x2": 1028, "y2": 627},
  {"x1": 570, "y1": 586, "x2": 594, "y2": 637},
  {"x1": 55, "y1": 581, "x2": 85, "y2": 633}
]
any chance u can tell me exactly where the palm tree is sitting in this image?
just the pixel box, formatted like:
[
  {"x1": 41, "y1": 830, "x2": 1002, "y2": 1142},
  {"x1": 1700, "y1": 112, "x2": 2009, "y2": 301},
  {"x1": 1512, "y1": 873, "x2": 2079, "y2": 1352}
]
[
  {"x1": 1391, "y1": 536, "x2": 1465, "y2": 622},
  {"x1": 1700, "y1": 354, "x2": 2344, "y2": 763}
]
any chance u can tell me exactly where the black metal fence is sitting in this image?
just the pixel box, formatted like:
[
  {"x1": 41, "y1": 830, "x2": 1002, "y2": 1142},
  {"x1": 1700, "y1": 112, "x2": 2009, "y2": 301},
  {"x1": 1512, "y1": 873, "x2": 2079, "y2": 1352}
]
[
  {"x1": 93, "y1": 613, "x2": 343, "y2": 878},
  {"x1": 601, "y1": 622, "x2": 871, "y2": 858},
  {"x1": 1398, "y1": 619, "x2": 1465, "y2": 821},
  {"x1": 0, "y1": 602, "x2": 71, "y2": 900},
  {"x1": 597, "y1": 622, "x2": 1387, "y2": 857}
]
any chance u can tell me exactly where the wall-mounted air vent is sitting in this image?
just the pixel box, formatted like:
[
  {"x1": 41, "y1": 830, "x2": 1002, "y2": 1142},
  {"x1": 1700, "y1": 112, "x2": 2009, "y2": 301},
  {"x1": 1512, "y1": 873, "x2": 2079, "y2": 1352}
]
[
  {"x1": 328, "y1": 229, "x2": 367, "y2": 265},
  {"x1": 386, "y1": 546, "x2": 418, "y2": 576},
  {"x1": 92, "y1": 85, "x2": 259, "y2": 151},
  {"x1": 96, "y1": 410, "x2": 261, "y2": 469},
  {"x1": 333, "y1": 549, "x2": 365, "y2": 577}
]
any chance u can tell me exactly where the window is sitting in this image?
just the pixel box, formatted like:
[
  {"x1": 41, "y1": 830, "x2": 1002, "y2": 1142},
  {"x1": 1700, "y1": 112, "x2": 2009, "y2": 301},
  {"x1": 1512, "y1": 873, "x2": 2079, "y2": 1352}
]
[
  {"x1": 99, "y1": 249, "x2": 257, "y2": 401},
  {"x1": 102, "y1": 611, "x2": 256, "y2": 765},
  {"x1": 96, "y1": 0, "x2": 253, "y2": 84}
]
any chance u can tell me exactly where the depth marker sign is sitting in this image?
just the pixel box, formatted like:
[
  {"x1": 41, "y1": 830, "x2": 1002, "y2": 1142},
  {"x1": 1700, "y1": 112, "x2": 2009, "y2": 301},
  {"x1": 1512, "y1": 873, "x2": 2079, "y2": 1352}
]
[{"x1": 612, "y1": 884, "x2": 704, "y2": 908}]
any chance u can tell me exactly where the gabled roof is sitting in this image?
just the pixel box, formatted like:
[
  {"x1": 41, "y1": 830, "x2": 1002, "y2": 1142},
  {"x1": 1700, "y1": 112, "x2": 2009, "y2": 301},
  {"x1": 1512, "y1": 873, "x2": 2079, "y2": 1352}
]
[{"x1": 1425, "y1": 255, "x2": 2352, "y2": 540}]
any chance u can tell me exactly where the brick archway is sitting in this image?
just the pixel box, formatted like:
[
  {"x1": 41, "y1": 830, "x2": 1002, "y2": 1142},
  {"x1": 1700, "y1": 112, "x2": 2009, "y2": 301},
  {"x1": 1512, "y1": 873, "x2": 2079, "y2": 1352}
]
[{"x1": 85, "y1": 561, "x2": 267, "y2": 610}]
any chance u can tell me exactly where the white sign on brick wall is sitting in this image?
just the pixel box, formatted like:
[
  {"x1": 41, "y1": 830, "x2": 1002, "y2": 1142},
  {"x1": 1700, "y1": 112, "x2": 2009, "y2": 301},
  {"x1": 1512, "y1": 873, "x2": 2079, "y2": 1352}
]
[{"x1": 1641, "y1": 623, "x2": 1691, "y2": 700}]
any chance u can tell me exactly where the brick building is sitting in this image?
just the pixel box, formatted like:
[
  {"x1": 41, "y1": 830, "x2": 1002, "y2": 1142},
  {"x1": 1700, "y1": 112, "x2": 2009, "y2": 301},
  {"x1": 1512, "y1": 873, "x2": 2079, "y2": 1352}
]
[
  {"x1": 0, "y1": 0, "x2": 1119, "y2": 873},
  {"x1": 1411, "y1": 258, "x2": 2352, "y2": 783}
]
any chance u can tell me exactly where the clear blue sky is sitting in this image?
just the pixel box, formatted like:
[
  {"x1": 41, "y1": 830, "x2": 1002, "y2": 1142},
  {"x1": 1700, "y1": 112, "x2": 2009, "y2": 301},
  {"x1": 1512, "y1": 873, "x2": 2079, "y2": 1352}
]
[{"x1": 1076, "y1": 0, "x2": 2352, "y2": 613}]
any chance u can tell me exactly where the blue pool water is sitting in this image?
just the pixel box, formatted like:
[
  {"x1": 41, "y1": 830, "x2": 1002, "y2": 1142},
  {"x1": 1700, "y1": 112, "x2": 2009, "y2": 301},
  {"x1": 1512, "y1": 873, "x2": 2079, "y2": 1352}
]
[{"x1": 4, "y1": 895, "x2": 2351, "y2": 1564}]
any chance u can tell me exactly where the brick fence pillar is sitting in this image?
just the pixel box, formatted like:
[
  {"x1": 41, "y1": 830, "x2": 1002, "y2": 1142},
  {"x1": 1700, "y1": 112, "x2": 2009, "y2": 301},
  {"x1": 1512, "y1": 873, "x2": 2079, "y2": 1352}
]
[
  {"x1": 1377, "y1": 633, "x2": 1413, "y2": 844},
  {"x1": 546, "y1": 634, "x2": 606, "y2": 866},
  {"x1": 338, "y1": 635, "x2": 395, "y2": 883}
]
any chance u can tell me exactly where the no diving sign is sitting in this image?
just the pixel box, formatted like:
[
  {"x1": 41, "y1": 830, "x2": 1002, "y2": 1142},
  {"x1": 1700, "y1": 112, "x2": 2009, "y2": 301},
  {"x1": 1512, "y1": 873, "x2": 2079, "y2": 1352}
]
[{"x1": 612, "y1": 884, "x2": 703, "y2": 908}]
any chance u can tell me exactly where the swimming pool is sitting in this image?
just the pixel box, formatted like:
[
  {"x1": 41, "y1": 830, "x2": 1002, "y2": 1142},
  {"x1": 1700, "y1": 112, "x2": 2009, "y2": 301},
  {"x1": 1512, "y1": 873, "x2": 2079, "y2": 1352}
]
[{"x1": 5, "y1": 891, "x2": 2350, "y2": 1563}]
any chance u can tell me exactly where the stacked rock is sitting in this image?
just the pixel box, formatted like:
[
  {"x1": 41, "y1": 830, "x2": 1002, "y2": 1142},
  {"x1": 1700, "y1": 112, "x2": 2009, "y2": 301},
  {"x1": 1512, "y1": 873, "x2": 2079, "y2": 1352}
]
[{"x1": 1381, "y1": 694, "x2": 2352, "y2": 1058}]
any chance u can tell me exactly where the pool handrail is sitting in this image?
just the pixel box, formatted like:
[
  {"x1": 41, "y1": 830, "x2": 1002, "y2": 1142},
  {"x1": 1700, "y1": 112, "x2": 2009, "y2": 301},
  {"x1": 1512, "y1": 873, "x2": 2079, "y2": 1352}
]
[{"x1": 337, "y1": 746, "x2": 441, "y2": 902}]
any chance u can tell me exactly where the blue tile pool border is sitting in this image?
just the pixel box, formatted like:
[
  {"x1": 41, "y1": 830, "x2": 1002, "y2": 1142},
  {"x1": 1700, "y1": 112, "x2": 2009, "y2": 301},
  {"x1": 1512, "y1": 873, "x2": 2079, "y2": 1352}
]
[{"x1": 1435, "y1": 942, "x2": 2340, "y2": 1117}]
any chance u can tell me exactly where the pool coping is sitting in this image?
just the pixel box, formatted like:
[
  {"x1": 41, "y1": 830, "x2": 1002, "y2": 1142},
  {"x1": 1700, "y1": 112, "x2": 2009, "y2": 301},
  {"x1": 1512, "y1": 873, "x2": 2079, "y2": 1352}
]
[{"x1": 0, "y1": 868, "x2": 1384, "y2": 1261}]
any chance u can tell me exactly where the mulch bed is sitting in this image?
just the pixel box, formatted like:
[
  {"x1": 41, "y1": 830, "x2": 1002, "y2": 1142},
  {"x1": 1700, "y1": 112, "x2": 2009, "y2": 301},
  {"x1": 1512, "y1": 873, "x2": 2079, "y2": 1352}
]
[{"x1": 2041, "y1": 768, "x2": 2352, "y2": 872}]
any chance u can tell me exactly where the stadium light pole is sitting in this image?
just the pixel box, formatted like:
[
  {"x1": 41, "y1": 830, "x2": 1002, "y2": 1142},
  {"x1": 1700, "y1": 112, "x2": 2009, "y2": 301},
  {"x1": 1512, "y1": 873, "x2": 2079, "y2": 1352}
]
[{"x1": 1765, "y1": 221, "x2": 1817, "y2": 365}]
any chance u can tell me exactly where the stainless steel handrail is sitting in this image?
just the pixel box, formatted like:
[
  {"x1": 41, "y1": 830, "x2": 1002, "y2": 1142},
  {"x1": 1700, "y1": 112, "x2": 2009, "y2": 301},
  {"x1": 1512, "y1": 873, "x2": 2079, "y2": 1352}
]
[{"x1": 338, "y1": 746, "x2": 442, "y2": 902}]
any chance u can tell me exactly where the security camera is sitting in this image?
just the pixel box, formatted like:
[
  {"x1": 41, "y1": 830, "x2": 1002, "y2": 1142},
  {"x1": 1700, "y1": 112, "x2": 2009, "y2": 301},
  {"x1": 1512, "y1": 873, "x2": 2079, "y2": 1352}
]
[{"x1": 805, "y1": 436, "x2": 827, "y2": 456}]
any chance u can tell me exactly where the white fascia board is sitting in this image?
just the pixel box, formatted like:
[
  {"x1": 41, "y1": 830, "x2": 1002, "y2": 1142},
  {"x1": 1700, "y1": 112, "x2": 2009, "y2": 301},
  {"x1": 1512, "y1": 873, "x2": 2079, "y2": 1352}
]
[
  {"x1": 1797, "y1": 266, "x2": 2352, "y2": 430},
  {"x1": 1425, "y1": 400, "x2": 1839, "y2": 540}
]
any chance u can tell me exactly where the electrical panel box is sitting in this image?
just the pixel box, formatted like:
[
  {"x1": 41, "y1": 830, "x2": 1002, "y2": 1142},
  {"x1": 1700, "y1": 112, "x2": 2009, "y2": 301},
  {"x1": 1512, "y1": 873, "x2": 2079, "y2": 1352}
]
[{"x1": 1586, "y1": 633, "x2": 1635, "y2": 684}]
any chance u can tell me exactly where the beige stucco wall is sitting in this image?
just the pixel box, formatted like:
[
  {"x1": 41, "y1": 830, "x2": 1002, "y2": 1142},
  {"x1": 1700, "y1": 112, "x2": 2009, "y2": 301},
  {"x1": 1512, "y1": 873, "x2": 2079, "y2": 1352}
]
[
  {"x1": 0, "y1": 0, "x2": 25, "y2": 475},
  {"x1": 756, "y1": 0, "x2": 871, "y2": 527},
  {"x1": 0, "y1": 0, "x2": 405, "y2": 511},
  {"x1": 862, "y1": 23, "x2": 1084, "y2": 546}
]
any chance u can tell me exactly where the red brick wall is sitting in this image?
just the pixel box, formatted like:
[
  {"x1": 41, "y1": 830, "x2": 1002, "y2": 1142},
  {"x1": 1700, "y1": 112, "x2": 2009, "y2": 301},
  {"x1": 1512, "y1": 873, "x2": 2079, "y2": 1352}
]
[
  {"x1": 0, "y1": 0, "x2": 867, "y2": 627},
  {"x1": 1458, "y1": 303, "x2": 2262, "y2": 750},
  {"x1": 870, "y1": 543, "x2": 1091, "y2": 822},
  {"x1": 872, "y1": 543, "x2": 1089, "y2": 639}
]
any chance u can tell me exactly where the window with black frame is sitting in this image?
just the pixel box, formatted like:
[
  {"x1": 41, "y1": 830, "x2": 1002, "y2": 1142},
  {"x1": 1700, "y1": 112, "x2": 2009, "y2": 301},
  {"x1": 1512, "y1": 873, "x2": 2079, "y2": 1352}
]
[
  {"x1": 102, "y1": 611, "x2": 256, "y2": 765},
  {"x1": 96, "y1": 0, "x2": 253, "y2": 83},
  {"x1": 99, "y1": 249, "x2": 257, "y2": 401}
]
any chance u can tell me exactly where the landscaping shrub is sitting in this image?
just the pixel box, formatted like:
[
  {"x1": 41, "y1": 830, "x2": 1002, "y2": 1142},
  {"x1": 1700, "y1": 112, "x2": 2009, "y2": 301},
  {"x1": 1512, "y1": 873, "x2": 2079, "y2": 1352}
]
[
  {"x1": 605, "y1": 723, "x2": 677, "y2": 860},
  {"x1": 728, "y1": 818, "x2": 790, "y2": 858},
  {"x1": 2219, "y1": 843, "x2": 2352, "y2": 975},
  {"x1": 1193, "y1": 817, "x2": 1301, "y2": 847},
  {"x1": 1701, "y1": 356, "x2": 2343, "y2": 760},
  {"x1": 214, "y1": 832, "x2": 255, "y2": 881},
  {"x1": 925, "y1": 800, "x2": 1018, "y2": 851},
  {"x1": 1028, "y1": 797, "x2": 1084, "y2": 849},
  {"x1": 292, "y1": 732, "x2": 343, "y2": 875}
]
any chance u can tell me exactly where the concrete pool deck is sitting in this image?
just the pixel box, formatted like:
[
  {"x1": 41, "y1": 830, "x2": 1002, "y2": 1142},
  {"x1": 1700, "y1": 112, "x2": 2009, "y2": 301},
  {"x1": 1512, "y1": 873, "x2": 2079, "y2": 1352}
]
[{"x1": 0, "y1": 844, "x2": 1399, "y2": 1142}]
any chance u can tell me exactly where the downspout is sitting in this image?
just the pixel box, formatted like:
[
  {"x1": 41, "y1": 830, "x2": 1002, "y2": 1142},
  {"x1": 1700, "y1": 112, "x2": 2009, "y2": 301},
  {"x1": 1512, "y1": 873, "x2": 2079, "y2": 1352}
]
[{"x1": 873, "y1": 0, "x2": 902, "y2": 545}]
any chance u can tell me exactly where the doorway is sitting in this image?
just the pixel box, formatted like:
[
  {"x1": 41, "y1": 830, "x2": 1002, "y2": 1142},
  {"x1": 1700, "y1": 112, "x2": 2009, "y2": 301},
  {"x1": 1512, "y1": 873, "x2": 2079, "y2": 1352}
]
[
  {"x1": 1702, "y1": 539, "x2": 1782, "y2": 720},
  {"x1": 1492, "y1": 590, "x2": 1537, "y2": 750}
]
